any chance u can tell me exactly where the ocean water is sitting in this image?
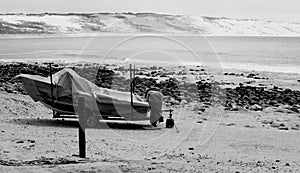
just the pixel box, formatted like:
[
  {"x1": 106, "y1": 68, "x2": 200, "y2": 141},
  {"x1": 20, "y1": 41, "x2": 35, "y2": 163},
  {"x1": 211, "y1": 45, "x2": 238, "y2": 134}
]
[{"x1": 0, "y1": 35, "x2": 299, "y2": 73}]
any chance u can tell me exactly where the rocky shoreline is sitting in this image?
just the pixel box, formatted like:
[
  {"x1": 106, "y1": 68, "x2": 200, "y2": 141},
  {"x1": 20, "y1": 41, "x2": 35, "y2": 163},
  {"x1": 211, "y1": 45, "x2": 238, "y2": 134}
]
[{"x1": 0, "y1": 62, "x2": 300, "y2": 114}]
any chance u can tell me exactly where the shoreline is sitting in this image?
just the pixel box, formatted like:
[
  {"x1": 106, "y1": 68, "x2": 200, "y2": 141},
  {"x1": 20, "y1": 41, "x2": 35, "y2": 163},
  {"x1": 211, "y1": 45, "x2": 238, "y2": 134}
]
[
  {"x1": 1, "y1": 59, "x2": 300, "y2": 75},
  {"x1": 1, "y1": 33, "x2": 300, "y2": 40}
]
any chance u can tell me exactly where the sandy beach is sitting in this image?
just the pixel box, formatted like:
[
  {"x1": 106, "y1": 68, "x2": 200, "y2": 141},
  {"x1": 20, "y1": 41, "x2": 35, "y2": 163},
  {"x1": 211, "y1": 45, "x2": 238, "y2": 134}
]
[{"x1": 0, "y1": 62, "x2": 300, "y2": 172}]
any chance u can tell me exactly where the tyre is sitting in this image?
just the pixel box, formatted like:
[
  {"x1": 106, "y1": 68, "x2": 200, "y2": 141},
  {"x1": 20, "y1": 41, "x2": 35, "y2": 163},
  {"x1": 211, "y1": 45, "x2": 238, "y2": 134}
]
[{"x1": 166, "y1": 118, "x2": 175, "y2": 128}]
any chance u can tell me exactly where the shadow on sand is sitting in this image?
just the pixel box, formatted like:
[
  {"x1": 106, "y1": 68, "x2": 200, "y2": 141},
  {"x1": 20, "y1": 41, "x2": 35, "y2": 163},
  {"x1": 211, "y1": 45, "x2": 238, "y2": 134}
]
[{"x1": 9, "y1": 118, "x2": 158, "y2": 130}]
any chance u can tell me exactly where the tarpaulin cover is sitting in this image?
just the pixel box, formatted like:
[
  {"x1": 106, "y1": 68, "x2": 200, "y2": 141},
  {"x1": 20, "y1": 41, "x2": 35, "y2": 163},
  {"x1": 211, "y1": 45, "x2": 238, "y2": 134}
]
[{"x1": 146, "y1": 90, "x2": 163, "y2": 123}]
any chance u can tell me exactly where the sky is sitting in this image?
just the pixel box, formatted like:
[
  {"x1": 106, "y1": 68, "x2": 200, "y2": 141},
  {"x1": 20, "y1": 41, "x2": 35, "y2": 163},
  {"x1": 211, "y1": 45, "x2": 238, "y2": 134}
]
[{"x1": 0, "y1": 0, "x2": 299, "y2": 22}]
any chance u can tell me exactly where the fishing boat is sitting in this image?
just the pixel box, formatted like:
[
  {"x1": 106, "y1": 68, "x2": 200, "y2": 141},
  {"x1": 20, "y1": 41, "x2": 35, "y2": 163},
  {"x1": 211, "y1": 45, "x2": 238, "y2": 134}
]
[{"x1": 15, "y1": 68, "x2": 150, "y2": 127}]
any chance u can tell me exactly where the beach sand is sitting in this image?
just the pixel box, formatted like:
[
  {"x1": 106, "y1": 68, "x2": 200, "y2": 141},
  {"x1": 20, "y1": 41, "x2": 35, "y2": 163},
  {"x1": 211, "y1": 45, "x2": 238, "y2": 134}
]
[{"x1": 0, "y1": 62, "x2": 299, "y2": 172}]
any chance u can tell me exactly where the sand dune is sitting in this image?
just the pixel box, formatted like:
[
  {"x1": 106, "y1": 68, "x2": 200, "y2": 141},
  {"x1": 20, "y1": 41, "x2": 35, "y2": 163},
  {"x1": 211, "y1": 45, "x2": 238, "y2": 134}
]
[{"x1": 1, "y1": 13, "x2": 300, "y2": 36}]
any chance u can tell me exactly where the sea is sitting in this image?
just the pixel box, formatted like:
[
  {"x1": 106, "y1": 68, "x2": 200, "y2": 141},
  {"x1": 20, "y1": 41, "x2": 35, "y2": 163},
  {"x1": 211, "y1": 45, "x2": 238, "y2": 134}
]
[{"x1": 0, "y1": 35, "x2": 299, "y2": 74}]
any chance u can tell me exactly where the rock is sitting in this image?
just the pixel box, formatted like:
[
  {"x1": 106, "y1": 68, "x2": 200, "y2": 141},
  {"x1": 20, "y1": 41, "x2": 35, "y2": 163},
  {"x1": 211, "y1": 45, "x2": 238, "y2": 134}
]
[
  {"x1": 263, "y1": 107, "x2": 276, "y2": 113},
  {"x1": 192, "y1": 104, "x2": 201, "y2": 111},
  {"x1": 268, "y1": 100, "x2": 278, "y2": 106},
  {"x1": 196, "y1": 120, "x2": 203, "y2": 123},
  {"x1": 229, "y1": 107, "x2": 239, "y2": 111},
  {"x1": 5, "y1": 88, "x2": 13, "y2": 93},
  {"x1": 289, "y1": 107, "x2": 299, "y2": 113},
  {"x1": 291, "y1": 126, "x2": 299, "y2": 130},
  {"x1": 230, "y1": 103, "x2": 239, "y2": 111},
  {"x1": 282, "y1": 105, "x2": 296, "y2": 113},
  {"x1": 249, "y1": 104, "x2": 263, "y2": 111},
  {"x1": 261, "y1": 119, "x2": 273, "y2": 125},
  {"x1": 199, "y1": 107, "x2": 206, "y2": 112},
  {"x1": 29, "y1": 140, "x2": 35, "y2": 143},
  {"x1": 247, "y1": 73, "x2": 256, "y2": 78},
  {"x1": 181, "y1": 100, "x2": 188, "y2": 105},
  {"x1": 244, "y1": 125, "x2": 255, "y2": 128},
  {"x1": 286, "y1": 109, "x2": 295, "y2": 114},
  {"x1": 227, "y1": 123, "x2": 236, "y2": 126},
  {"x1": 188, "y1": 147, "x2": 194, "y2": 150},
  {"x1": 283, "y1": 105, "x2": 293, "y2": 109},
  {"x1": 270, "y1": 122, "x2": 285, "y2": 128},
  {"x1": 275, "y1": 107, "x2": 286, "y2": 113},
  {"x1": 220, "y1": 122, "x2": 236, "y2": 126},
  {"x1": 278, "y1": 127, "x2": 288, "y2": 130}
]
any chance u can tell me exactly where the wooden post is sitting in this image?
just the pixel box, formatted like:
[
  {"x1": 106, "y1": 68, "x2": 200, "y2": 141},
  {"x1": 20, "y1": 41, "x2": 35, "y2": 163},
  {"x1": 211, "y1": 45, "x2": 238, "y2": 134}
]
[
  {"x1": 130, "y1": 64, "x2": 133, "y2": 120},
  {"x1": 132, "y1": 65, "x2": 135, "y2": 94},
  {"x1": 129, "y1": 64, "x2": 132, "y2": 82},
  {"x1": 78, "y1": 96, "x2": 86, "y2": 158},
  {"x1": 133, "y1": 65, "x2": 136, "y2": 79},
  {"x1": 48, "y1": 63, "x2": 55, "y2": 118}
]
